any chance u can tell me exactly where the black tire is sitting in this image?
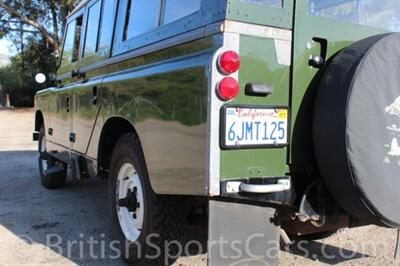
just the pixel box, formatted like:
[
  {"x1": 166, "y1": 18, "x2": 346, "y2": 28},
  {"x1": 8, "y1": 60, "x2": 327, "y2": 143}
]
[
  {"x1": 38, "y1": 126, "x2": 67, "y2": 189},
  {"x1": 108, "y1": 133, "x2": 187, "y2": 266}
]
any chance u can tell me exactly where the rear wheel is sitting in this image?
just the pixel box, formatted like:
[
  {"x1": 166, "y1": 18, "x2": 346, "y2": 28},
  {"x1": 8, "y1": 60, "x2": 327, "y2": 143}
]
[
  {"x1": 38, "y1": 126, "x2": 67, "y2": 189},
  {"x1": 108, "y1": 133, "x2": 187, "y2": 265}
]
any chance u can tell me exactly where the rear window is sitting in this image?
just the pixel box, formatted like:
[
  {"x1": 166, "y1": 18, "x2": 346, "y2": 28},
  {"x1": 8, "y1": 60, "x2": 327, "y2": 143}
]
[
  {"x1": 98, "y1": 0, "x2": 117, "y2": 50},
  {"x1": 163, "y1": 0, "x2": 201, "y2": 24},
  {"x1": 310, "y1": 0, "x2": 400, "y2": 32},
  {"x1": 84, "y1": 1, "x2": 101, "y2": 57},
  {"x1": 124, "y1": 0, "x2": 161, "y2": 40},
  {"x1": 60, "y1": 21, "x2": 76, "y2": 66},
  {"x1": 123, "y1": 0, "x2": 203, "y2": 40},
  {"x1": 113, "y1": 0, "x2": 221, "y2": 56}
]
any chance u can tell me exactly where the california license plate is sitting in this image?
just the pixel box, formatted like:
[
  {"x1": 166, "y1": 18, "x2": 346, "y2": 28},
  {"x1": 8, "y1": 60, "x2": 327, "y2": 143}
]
[{"x1": 221, "y1": 106, "x2": 289, "y2": 149}]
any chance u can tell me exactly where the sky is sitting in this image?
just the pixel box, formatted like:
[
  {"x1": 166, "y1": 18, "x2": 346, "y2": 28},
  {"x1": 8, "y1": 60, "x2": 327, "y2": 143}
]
[{"x1": 0, "y1": 39, "x2": 17, "y2": 56}]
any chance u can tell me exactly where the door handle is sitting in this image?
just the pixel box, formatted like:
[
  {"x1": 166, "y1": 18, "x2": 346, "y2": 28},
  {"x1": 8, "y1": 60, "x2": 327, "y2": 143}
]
[
  {"x1": 48, "y1": 128, "x2": 53, "y2": 136},
  {"x1": 92, "y1": 86, "x2": 98, "y2": 105},
  {"x1": 66, "y1": 96, "x2": 70, "y2": 112},
  {"x1": 69, "y1": 133, "x2": 76, "y2": 143}
]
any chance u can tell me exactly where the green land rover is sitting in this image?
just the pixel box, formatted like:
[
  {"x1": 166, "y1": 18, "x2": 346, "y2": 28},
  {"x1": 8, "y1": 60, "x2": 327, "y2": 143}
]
[{"x1": 33, "y1": 0, "x2": 400, "y2": 265}]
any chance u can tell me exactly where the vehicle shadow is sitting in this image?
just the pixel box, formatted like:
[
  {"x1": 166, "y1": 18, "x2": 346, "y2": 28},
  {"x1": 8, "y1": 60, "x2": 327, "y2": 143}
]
[
  {"x1": 284, "y1": 239, "x2": 369, "y2": 264},
  {"x1": 0, "y1": 150, "x2": 123, "y2": 264},
  {"x1": 0, "y1": 150, "x2": 207, "y2": 265},
  {"x1": 0, "y1": 150, "x2": 371, "y2": 266}
]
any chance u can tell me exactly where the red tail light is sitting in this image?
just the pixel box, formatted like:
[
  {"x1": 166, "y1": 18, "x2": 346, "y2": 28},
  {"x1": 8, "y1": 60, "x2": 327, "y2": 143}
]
[
  {"x1": 218, "y1": 51, "x2": 241, "y2": 74},
  {"x1": 217, "y1": 77, "x2": 240, "y2": 101}
]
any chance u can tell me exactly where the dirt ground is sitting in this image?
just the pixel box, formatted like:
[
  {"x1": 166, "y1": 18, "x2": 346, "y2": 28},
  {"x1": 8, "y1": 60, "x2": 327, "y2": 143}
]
[{"x1": 0, "y1": 108, "x2": 399, "y2": 265}]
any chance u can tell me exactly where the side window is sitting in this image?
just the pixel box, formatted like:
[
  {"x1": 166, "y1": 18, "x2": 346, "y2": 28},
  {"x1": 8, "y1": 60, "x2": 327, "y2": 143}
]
[
  {"x1": 60, "y1": 16, "x2": 83, "y2": 66},
  {"x1": 98, "y1": 0, "x2": 117, "y2": 51},
  {"x1": 72, "y1": 16, "x2": 83, "y2": 62},
  {"x1": 84, "y1": 1, "x2": 101, "y2": 57},
  {"x1": 239, "y1": 0, "x2": 283, "y2": 8},
  {"x1": 112, "y1": 0, "x2": 220, "y2": 55},
  {"x1": 60, "y1": 21, "x2": 76, "y2": 66},
  {"x1": 310, "y1": 0, "x2": 400, "y2": 32},
  {"x1": 124, "y1": 0, "x2": 161, "y2": 40},
  {"x1": 163, "y1": 0, "x2": 201, "y2": 24}
]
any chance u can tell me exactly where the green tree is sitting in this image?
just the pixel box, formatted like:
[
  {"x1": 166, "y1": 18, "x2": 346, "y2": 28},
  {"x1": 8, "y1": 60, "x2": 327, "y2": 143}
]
[
  {"x1": 0, "y1": 0, "x2": 75, "y2": 54},
  {"x1": 0, "y1": 0, "x2": 75, "y2": 107},
  {"x1": 0, "y1": 37, "x2": 57, "y2": 107}
]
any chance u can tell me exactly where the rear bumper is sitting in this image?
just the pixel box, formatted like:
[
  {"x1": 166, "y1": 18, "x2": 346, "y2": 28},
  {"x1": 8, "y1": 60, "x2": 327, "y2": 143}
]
[{"x1": 220, "y1": 177, "x2": 293, "y2": 206}]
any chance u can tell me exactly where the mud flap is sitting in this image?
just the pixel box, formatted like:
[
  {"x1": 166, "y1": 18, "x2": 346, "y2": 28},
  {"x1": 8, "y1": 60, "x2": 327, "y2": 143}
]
[
  {"x1": 208, "y1": 200, "x2": 280, "y2": 266},
  {"x1": 44, "y1": 165, "x2": 65, "y2": 177}
]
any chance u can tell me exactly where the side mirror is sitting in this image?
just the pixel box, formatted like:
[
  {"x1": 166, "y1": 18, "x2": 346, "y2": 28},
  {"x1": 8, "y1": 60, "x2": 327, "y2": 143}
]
[{"x1": 35, "y1": 73, "x2": 47, "y2": 84}]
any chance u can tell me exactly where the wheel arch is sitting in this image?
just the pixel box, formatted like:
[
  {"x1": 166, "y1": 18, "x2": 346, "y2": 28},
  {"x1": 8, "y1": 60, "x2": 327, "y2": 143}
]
[
  {"x1": 97, "y1": 116, "x2": 141, "y2": 174},
  {"x1": 35, "y1": 110, "x2": 44, "y2": 131}
]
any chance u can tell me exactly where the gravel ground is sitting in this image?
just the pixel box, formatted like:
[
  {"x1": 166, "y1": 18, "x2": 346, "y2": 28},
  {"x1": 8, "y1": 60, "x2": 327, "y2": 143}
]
[{"x1": 0, "y1": 108, "x2": 399, "y2": 265}]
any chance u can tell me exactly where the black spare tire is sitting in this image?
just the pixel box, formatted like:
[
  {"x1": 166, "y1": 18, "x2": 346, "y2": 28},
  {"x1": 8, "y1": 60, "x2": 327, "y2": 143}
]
[{"x1": 314, "y1": 33, "x2": 400, "y2": 227}]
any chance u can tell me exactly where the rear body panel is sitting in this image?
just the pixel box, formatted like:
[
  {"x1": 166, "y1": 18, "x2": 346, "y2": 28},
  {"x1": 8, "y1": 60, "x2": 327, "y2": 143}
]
[{"x1": 220, "y1": 31, "x2": 291, "y2": 181}]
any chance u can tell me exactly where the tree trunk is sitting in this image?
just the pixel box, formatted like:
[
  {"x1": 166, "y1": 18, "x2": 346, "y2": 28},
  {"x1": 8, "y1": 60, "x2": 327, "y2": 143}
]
[
  {"x1": 49, "y1": 1, "x2": 60, "y2": 44},
  {"x1": 60, "y1": 1, "x2": 70, "y2": 35}
]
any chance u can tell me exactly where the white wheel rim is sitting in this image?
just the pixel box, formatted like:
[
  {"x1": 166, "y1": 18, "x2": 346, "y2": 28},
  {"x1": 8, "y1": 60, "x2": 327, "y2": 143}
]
[
  {"x1": 40, "y1": 135, "x2": 48, "y2": 171},
  {"x1": 116, "y1": 163, "x2": 144, "y2": 242}
]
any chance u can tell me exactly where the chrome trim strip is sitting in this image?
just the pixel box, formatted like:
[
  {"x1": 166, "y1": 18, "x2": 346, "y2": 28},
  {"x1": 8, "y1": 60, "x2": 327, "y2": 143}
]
[
  {"x1": 57, "y1": 20, "x2": 293, "y2": 81},
  {"x1": 57, "y1": 72, "x2": 70, "y2": 81}
]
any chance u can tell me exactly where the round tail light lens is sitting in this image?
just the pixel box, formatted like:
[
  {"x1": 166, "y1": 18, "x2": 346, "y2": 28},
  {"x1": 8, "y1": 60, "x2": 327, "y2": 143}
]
[
  {"x1": 217, "y1": 77, "x2": 240, "y2": 101},
  {"x1": 218, "y1": 51, "x2": 241, "y2": 74}
]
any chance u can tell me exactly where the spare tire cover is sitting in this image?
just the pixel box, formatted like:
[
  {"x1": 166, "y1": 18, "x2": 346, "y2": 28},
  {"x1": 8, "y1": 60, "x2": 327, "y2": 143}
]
[{"x1": 314, "y1": 33, "x2": 400, "y2": 227}]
